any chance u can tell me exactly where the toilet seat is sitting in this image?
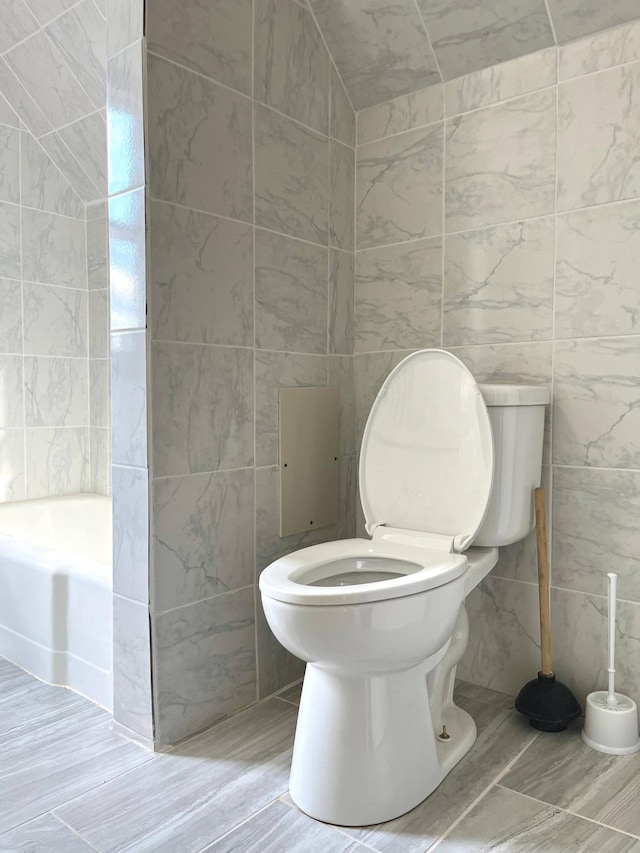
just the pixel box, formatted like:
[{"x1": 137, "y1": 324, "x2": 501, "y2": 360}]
[
  {"x1": 259, "y1": 537, "x2": 467, "y2": 606},
  {"x1": 260, "y1": 349, "x2": 494, "y2": 608}
]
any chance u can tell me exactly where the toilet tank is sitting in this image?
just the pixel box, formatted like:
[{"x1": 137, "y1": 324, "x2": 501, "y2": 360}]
[{"x1": 473, "y1": 384, "x2": 550, "y2": 548}]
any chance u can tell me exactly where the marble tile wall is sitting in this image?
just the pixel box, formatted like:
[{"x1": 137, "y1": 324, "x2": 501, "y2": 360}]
[
  {"x1": 354, "y1": 22, "x2": 640, "y2": 710},
  {"x1": 140, "y1": 0, "x2": 356, "y2": 745},
  {"x1": 0, "y1": 0, "x2": 107, "y2": 203},
  {"x1": 0, "y1": 97, "x2": 108, "y2": 501}
]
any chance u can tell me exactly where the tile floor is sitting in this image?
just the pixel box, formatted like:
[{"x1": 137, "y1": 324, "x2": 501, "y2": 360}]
[{"x1": 1, "y1": 657, "x2": 640, "y2": 852}]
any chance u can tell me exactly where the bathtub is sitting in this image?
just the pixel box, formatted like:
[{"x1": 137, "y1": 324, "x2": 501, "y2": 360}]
[{"x1": 0, "y1": 495, "x2": 113, "y2": 710}]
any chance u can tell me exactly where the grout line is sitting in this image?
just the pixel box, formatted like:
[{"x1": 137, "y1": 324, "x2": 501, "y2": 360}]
[
  {"x1": 277, "y1": 796, "x2": 386, "y2": 853},
  {"x1": 196, "y1": 796, "x2": 284, "y2": 852},
  {"x1": 495, "y1": 784, "x2": 640, "y2": 841},
  {"x1": 38, "y1": 105, "x2": 104, "y2": 141},
  {"x1": 19, "y1": 113, "x2": 27, "y2": 500},
  {"x1": 0, "y1": 0, "x2": 85, "y2": 58},
  {"x1": 51, "y1": 814, "x2": 102, "y2": 852},
  {"x1": 543, "y1": 0, "x2": 559, "y2": 46},
  {"x1": 412, "y1": 0, "x2": 444, "y2": 85},
  {"x1": 303, "y1": 1, "x2": 357, "y2": 115},
  {"x1": 426, "y1": 731, "x2": 541, "y2": 851},
  {"x1": 548, "y1": 45, "x2": 560, "y2": 588}
]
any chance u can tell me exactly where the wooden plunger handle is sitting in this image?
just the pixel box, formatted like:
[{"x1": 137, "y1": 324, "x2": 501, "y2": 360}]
[{"x1": 535, "y1": 487, "x2": 552, "y2": 677}]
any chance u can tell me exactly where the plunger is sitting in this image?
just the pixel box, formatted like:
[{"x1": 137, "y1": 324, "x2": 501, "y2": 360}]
[{"x1": 515, "y1": 488, "x2": 581, "y2": 732}]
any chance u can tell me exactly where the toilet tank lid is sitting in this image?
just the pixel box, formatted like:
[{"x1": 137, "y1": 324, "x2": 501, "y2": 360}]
[{"x1": 479, "y1": 383, "x2": 550, "y2": 407}]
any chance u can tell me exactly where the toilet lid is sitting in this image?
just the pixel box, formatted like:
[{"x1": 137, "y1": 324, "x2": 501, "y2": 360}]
[{"x1": 360, "y1": 350, "x2": 494, "y2": 551}]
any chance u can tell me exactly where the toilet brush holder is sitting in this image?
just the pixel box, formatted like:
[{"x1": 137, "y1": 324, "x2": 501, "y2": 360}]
[
  {"x1": 581, "y1": 573, "x2": 640, "y2": 755},
  {"x1": 582, "y1": 692, "x2": 640, "y2": 755}
]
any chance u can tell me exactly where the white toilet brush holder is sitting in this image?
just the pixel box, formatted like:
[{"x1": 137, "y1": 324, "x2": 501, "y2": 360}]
[{"x1": 582, "y1": 573, "x2": 640, "y2": 755}]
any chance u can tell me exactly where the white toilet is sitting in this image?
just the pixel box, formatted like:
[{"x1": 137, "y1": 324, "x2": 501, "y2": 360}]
[{"x1": 259, "y1": 349, "x2": 549, "y2": 827}]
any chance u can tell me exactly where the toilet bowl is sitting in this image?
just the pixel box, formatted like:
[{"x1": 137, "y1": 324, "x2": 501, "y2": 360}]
[{"x1": 259, "y1": 349, "x2": 549, "y2": 826}]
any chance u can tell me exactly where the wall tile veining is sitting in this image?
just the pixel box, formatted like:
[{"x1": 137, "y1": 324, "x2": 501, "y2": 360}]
[{"x1": 353, "y1": 22, "x2": 640, "y2": 709}]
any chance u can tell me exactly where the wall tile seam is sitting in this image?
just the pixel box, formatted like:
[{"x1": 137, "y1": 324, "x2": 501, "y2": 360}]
[
  {"x1": 151, "y1": 582, "x2": 256, "y2": 618},
  {"x1": 37, "y1": 104, "x2": 105, "y2": 141},
  {"x1": 552, "y1": 463, "x2": 640, "y2": 474},
  {"x1": 549, "y1": 583, "x2": 640, "y2": 608},
  {"x1": 302, "y1": 0, "x2": 357, "y2": 114},
  {"x1": 412, "y1": 0, "x2": 445, "y2": 85},
  {"x1": 4, "y1": 199, "x2": 86, "y2": 222},
  {"x1": 107, "y1": 182, "x2": 145, "y2": 203},
  {"x1": 147, "y1": 47, "x2": 338, "y2": 145},
  {"x1": 0, "y1": 0, "x2": 85, "y2": 59},
  {"x1": 42, "y1": 129, "x2": 103, "y2": 201},
  {"x1": 356, "y1": 118, "x2": 444, "y2": 153},
  {"x1": 152, "y1": 465, "x2": 256, "y2": 482},
  {"x1": 22, "y1": 424, "x2": 92, "y2": 430},
  {"x1": 147, "y1": 195, "x2": 354, "y2": 255},
  {"x1": 18, "y1": 352, "x2": 94, "y2": 361},
  {"x1": 3, "y1": 9, "x2": 106, "y2": 122},
  {"x1": 21, "y1": 279, "x2": 91, "y2": 293},
  {"x1": 559, "y1": 53, "x2": 640, "y2": 85}
]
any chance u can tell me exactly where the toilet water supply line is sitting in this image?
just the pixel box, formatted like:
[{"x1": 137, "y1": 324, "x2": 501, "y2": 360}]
[{"x1": 607, "y1": 573, "x2": 618, "y2": 708}]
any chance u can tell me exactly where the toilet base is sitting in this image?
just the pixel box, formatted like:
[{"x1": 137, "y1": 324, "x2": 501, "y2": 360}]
[{"x1": 289, "y1": 654, "x2": 477, "y2": 826}]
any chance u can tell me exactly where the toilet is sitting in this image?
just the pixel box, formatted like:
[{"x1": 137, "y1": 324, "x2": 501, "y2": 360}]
[{"x1": 259, "y1": 349, "x2": 549, "y2": 827}]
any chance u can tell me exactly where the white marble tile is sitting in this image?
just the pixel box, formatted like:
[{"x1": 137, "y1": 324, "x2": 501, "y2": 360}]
[
  {"x1": 106, "y1": 0, "x2": 143, "y2": 56},
  {"x1": 87, "y1": 216, "x2": 107, "y2": 290},
  {"x1": 0, "y1": 202, "x2": 21, "y2": 280},
  {"x1": 89, "y1": 360, "x2": 109, "y2": 427},
  {"x1": 546, "y1": 0, "x2": 640, "y2": 44},
  {"x1": 329, "y1": 141, "x2": 354, "y2": 251},
  {"x1": 308, "y1": 0, "x2": 440, "y2": 110},
  {"x1": 112, "y1": 464, "x2": 148, "y2": 603},
  {"x1": 147, "y1": 54, "x2": 252, "y2": 223},
  {"x1": 329, "y1": 249, "x2": 354, "y2": 355},
  {"x1": 107, "y1": 40, "x2": 145, "y2": 196},
  {"x1": 418, "y1": 0, "x2": 553, "y2": 82},
  {"x1": 458, "y1": 576, "x2": 541, "y2": 698},
  {"x1": 153, "y1": 468, "x2": 254, "y2": 611},
  {"x1": 552, "y1": 587, "x2": 640, "y2": 712},
  {"x1": 553, "y1": 337, "x2": 640, "y2": 468},
  {"x1": 560, "y1": 19, "x2": 640, "y2": 82},
  {"x1": 46, "y1": 0, "x2": 106, "y2": 110},
  {"x1": 24, "y1": 356, "x2": 88, "y2": 428},
  {"x1": 357, "y1": 85, "x2": 443, "y2": 146},
  {"x1": 151, "y1": 202, "x2": 253, "y2": 348},
  {"x1": 0, "y1": 813, "x2": 96, "y2": 853},
  {"x1": 435, "y1": 785, "x2": 640, "y2": 853},
  {"x1": 558, "y1": 63, "x2": 640, "y2": 212},
  {"x1": 255, "y1": 229, "x2": 328, "y2": 354},
  {"x1": 25, "y1": 427, "x2": 90, "y2": 498},
  {"x1": 0, "y1": 278, "x2": 22, "y2": 354},
  {"x1": 151, "y1": 343, "x2": 254, "y2": 477},
  {"x1": 445, "y1": 89, "x2": 556, "y2": 233},
  {"x1": 353, "y1": 350, "x2": 414, "y2": 447},
  {"x1": 0, "y1": 127, "x2": 19, "y2": 205},
  {"x1": 90, "y1": 427, "x2": 110, "y2": 495},
  {"x1": 0, "y1": 429, "x2": 24, "y2": 501},
  {"x1": 328, "y1": 354, "x2": 355, "y2": 457},
  {"x1": 255, "y1": 103, "x2": 328, "y2": 246},
  {"x1": 39, "y1": 131, "x2": 100, "y2": 202},
  {"x1": 23, "y1": 0, "x2": 77, "y2": 26},
  {"x1": 20, "y1": 131, "x2": 83, "y2": 218},
  {"x1": 443, "y1": 217, "x2": 554, "y2": 346},
  {"x1": 331, "y1": 67, "x2": 355, "y2": 148},
  {"x1": 254, "y1": 350, "x2": 326, "y2": 467},
  {"x1": 255, "y1": 0, "x2": 330, "y2": 134},
  {"x1": 57, "y1": 111, "x2": 108, "y2": 197},
  {"x1": 356, "y1": 237, "x2": 442, "y2": 351},
  {"x1": 5, "y1": 31, "x2": 94, "y2": 129},
  {"x1": 444, "y1": 47, "x2": 557, "y2": 118},
  {"x1": 109, "y1": 188, "x2": 146, "y2": 330},
  {"x1": 22, "y1": 209, "x2": 86, "y2": 289},
  {"x1": 153, "y1": 586, "x2": 256, "y2": 744},
  {"x1": 0, "y1": 0, "x2": 39, "y2": 53},
  {"x1": 553, "y1": 466, "x2": 640, "y2": 603},
  {"x1": 556, "y1": 201, "x2": 640, "y2": 339},
  {"x1": 89, "y1": 289, "x2": 108, "y2": 358},
  {"x1": 0, "y1": 94, "x2": 19, "y2": 130},
  {"x1": 356, "y1": 123, "x2": 443, "y2": 250},
  {"x1": 0, "y1": 57, "x2": 50, "y2": 139},
  {"x1": 23, "y1": 283, "x2": 87, "y2": 357},
  {"x1": 111, "y1": 330, "x2": 147, "y2": 467},
  {"x1": 147, "y1": 0, "x2": 252, "y2": 95},
  {"x1": 0, "y1": 355, "x2": 23, "y2": 428},
  {"x1": 113, "y1": 594, "x2": 153, "y2": 742},
  {"x1": 56, "y1": 700, "x2": 296, "y2": 852}
]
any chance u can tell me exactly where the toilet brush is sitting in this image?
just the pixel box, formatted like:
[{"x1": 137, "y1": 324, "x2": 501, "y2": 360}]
[
  {"x1": 582, "y1": 573, "x2": 640, "y2": 754},
  {"x1": 515, "y1": 488, "x2": 581, "y2": 731}
]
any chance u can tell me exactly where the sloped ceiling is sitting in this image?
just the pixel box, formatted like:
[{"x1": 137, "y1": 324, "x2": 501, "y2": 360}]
[
  {"x1": 308, "y1": 0, "x2": 640, "y2": 109},
  {"x1": 0, "y1": 0, "x2": 106, "y2": 203}
]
